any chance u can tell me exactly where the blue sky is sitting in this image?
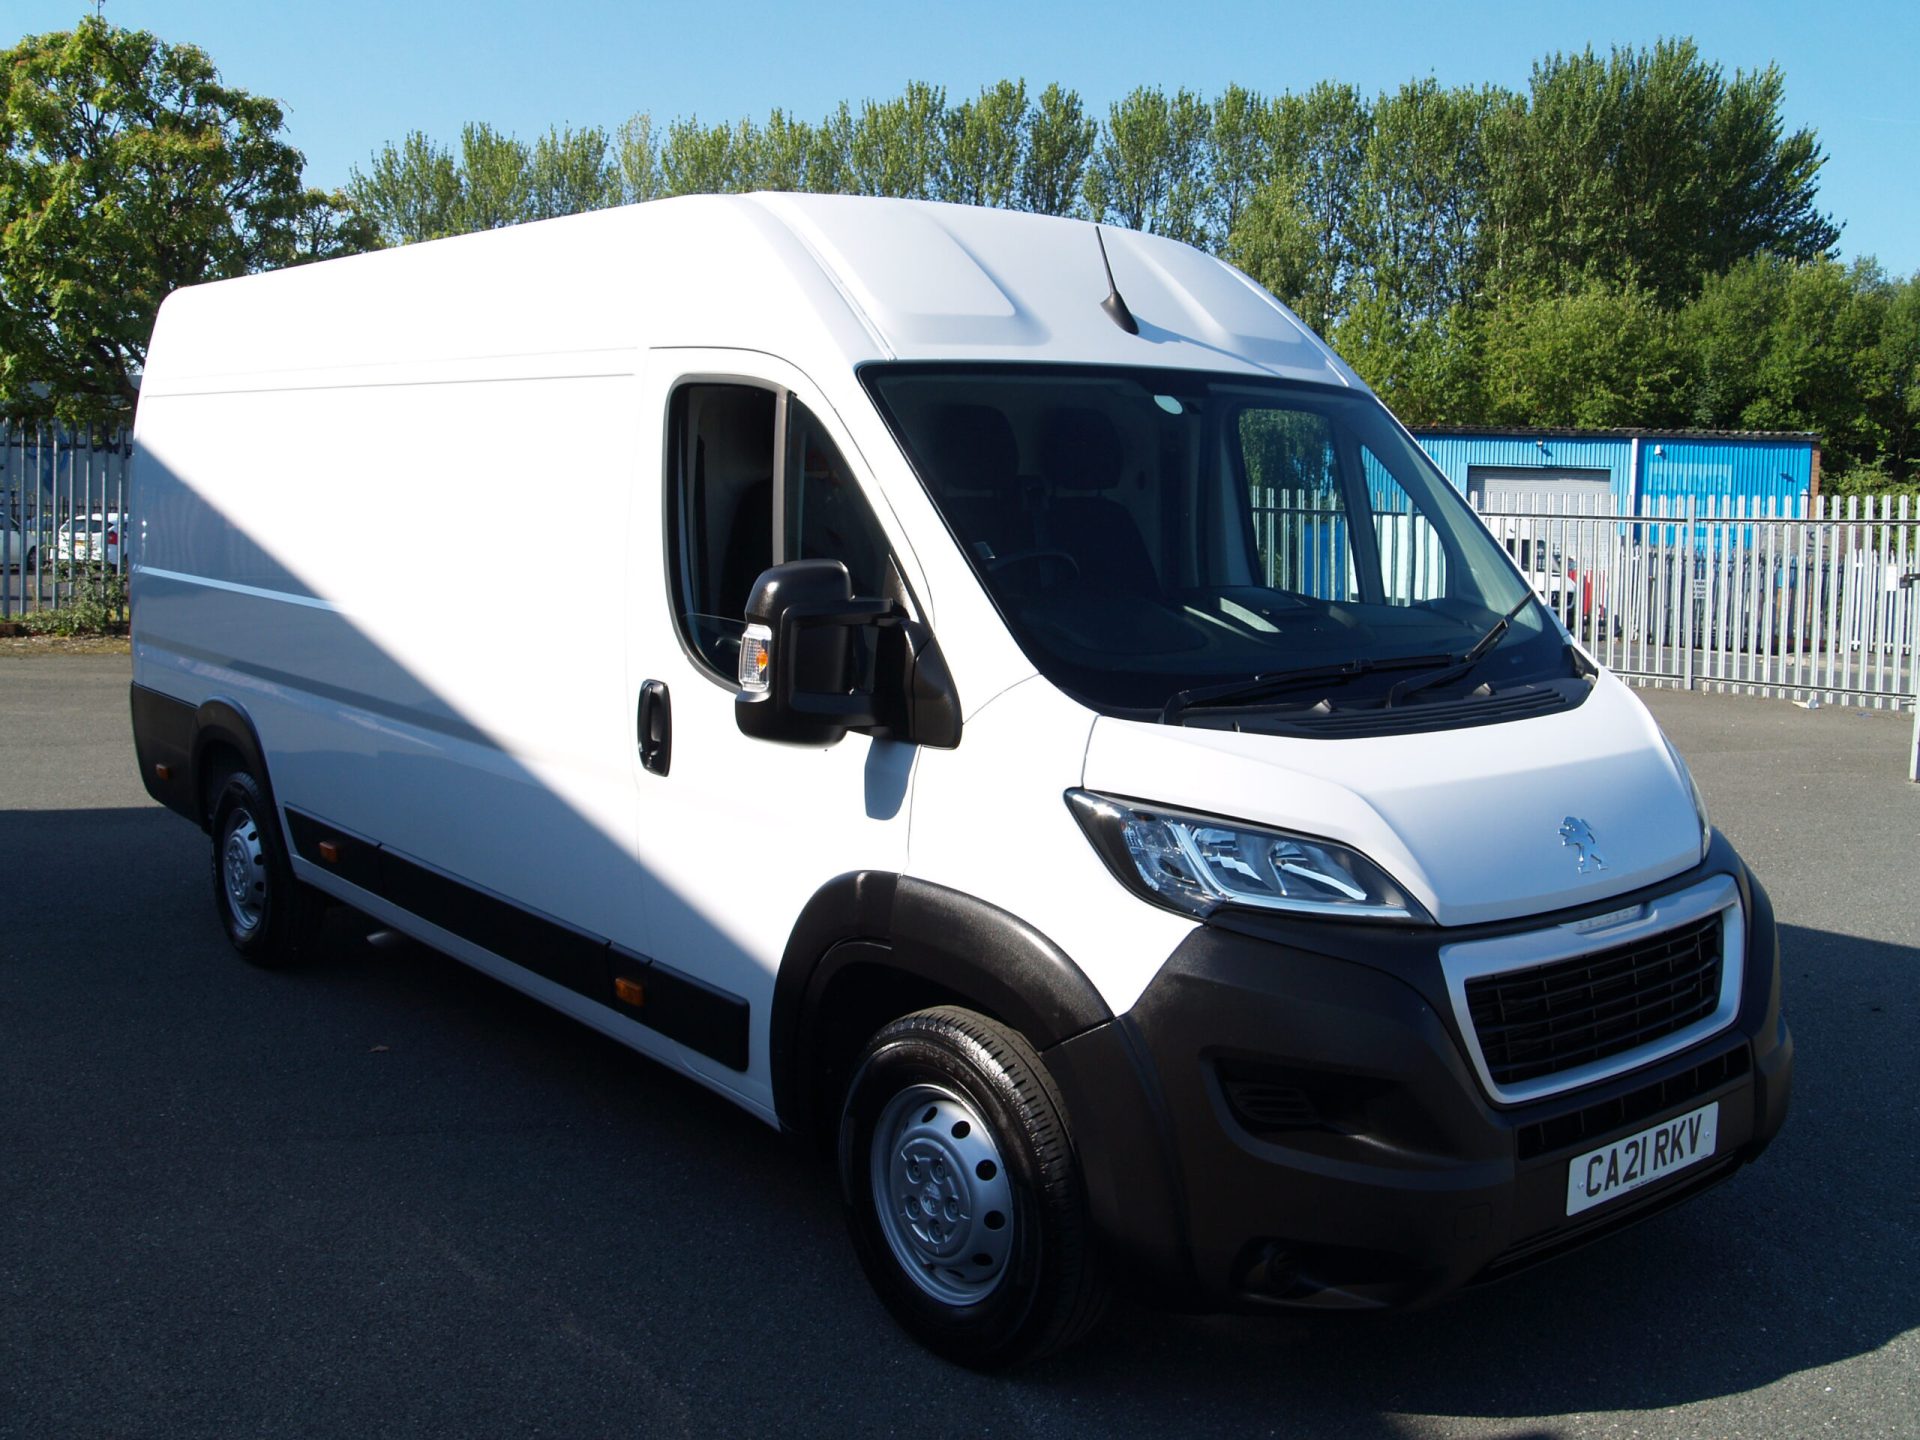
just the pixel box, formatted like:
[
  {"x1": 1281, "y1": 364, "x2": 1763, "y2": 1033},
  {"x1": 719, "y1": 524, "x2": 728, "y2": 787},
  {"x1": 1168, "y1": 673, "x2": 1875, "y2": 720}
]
[{"x1": 15, "y1": 0, "x2": 1920, "y2": 275}]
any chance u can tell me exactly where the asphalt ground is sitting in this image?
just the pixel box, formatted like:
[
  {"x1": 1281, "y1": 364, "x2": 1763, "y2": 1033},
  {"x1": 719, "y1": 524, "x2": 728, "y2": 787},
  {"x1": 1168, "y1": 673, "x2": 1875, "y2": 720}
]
[{"x1": 2, "y1": 654, "x2": 1915, "y2": 1439}]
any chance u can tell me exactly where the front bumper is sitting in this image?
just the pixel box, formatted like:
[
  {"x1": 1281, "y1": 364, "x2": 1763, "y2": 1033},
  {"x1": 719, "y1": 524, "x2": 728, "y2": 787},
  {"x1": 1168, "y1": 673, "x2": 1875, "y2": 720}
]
[{"x1": 1042, "y1": 833, "x2": 1791, "y2": 1310}]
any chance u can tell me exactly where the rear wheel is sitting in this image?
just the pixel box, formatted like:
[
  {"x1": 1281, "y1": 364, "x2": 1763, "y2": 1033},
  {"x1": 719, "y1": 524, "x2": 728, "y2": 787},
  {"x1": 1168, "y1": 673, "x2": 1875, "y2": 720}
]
[
  {"x1": 838, "y1": 1006, "x2": 1106, "y2": 1367},
  {"x1": 207, "y1": 769, "x2": 317, "y2": 966}
]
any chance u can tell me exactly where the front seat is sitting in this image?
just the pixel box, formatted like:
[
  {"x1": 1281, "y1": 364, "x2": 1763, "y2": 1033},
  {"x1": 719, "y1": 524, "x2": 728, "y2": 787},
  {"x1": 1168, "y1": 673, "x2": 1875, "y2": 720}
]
[
  {"x1": 920, "y1": 403, "x2": 1033, "y2": 563},
  {"x1": 1038, "y1": 407, "x2": 1156, "y2": 595}
]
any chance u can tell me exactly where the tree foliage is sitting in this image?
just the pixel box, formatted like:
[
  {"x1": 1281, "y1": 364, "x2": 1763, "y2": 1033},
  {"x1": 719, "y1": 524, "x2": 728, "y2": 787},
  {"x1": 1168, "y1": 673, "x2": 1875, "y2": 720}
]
[
  {"x1": 0, "y1": 18, "x2": 376, "y2": 424},
  {"x1": 1482, "y1": 41, "x2": 1837, "y2": 303},
  {"x1": 1083, "y1": 85, "x2": 1211, "y2": 245},
  {"x1": 6, "y1": 24, "x2": 1911, "y2": 486},
  {"x1": 943, "y1": 80, "x2": 1027, "y2": 209}
]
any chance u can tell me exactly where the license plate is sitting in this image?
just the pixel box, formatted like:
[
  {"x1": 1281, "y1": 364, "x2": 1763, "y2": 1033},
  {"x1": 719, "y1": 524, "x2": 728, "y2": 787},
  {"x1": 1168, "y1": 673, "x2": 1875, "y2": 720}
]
[{"x1": 1566, "y1": 1101, "x2": 1719, "y2": 1217}]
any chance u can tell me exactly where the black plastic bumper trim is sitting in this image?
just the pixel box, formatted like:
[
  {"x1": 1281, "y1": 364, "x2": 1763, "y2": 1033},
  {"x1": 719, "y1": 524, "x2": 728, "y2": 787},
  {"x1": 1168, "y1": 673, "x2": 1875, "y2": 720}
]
[
  {"x1": 1048, "y1": 836, "x2": 1790, "y2": 1311},
  {"x1": 129, "y1": 684, "x2": 198, "y2": 822}
]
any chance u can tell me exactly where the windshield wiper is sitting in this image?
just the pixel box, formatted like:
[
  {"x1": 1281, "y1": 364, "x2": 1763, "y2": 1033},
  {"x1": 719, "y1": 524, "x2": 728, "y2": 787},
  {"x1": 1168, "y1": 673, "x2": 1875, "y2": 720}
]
[
  {"x1": 1161, "y1": 651, "x2": 1457, "y2": 725},
  {"x1": 1382, "y1": 593, "x2": 1537, "y2": 708}
]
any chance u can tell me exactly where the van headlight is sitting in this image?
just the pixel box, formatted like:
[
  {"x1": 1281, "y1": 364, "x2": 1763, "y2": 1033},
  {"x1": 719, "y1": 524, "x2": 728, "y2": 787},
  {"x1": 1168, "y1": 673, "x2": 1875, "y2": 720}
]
[
  {"x1": 1066, "y1": 790, "x2": 1424, "y2": 921},
  {"x1": 1662, "y1": 735, "x2": 1712, "y2": 860}
]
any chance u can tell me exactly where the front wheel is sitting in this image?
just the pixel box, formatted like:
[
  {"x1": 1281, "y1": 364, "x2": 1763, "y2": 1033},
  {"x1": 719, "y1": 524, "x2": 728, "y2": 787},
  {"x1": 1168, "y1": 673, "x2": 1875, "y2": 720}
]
[
  {"x1": 208, "y1": 769, "x2": 318, "y2": 966},
  {"x1": 838, "y1": 1007, "x2": 1106, "y2": 1367}
]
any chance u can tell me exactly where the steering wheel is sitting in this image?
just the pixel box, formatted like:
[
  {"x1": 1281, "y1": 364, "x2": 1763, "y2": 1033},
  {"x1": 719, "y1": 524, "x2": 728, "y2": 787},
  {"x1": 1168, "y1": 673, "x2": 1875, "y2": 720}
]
[{"x1": 985, "y1": 548, "x2": 1081, "y2": 586}]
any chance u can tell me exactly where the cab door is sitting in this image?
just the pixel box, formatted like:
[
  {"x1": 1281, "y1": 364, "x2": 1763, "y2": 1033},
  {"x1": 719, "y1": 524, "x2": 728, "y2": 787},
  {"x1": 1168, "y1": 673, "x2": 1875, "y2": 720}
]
[{"x1": 625, "y1": 350, "x2": 921, "y2": 1115}]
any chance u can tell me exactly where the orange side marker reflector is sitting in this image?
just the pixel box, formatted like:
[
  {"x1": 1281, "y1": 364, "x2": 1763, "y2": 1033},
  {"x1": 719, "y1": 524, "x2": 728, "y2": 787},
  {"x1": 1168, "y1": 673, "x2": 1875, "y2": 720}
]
[
  {"x1": 613, "y1": 976, "x2": 646, "y2": 1008},
  {"x1": 317, "y1": 840, "x2": 341, "y2": 864},
  {"x1": 153, "y1": 763, "x2": 172, "y2": 782}
]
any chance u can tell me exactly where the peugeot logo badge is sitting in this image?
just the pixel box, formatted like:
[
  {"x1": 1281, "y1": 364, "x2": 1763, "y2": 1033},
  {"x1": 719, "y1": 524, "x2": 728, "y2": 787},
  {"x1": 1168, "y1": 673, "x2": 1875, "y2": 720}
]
[{"x1": 1559, "y1": 817, "x2": 1605, "y2": 874}]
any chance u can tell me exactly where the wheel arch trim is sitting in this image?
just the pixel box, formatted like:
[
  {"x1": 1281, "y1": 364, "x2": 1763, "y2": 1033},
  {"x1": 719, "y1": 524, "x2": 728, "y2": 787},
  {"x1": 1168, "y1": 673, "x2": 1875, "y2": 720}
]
[{"x1": 769, "y1": 871, "x2": 1114, "y2": 1136}]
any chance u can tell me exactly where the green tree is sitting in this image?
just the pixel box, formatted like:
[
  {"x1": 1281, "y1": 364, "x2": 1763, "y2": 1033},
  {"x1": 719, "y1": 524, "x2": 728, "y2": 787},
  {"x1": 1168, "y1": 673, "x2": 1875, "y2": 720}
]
[
  {"x1": 1351, "y1": 79, "x2": 1501, "y2": 322},
  {"x1": 1683, "y1": 255, "x2": 1891, "y2": 472},
  {"x1": 1017, "y1": 83, "x2": 1095, "y2": 217},
  {"x1": 454, "y1": 122, "x2": 531, "y2": 231},
  {"x1": 1331, "y1": 289, "x2": 1484, "y2": 425},
  {"x1": 660, "y1": 115, "x2": 757, "y2": 194},
  {"x1": 1477, "y1": 279, "x2": 1692, "y2": 428},
  {"x1": 288, "y1": 189, "x2": 383, "y2": 262},
  {"x1": 1875, "y1": 274, "x2": 1920, "y2": 484},
  {"x1": 1206, "y1": 85, "x2": 1275, "y2": 251},
  {"x1": 941, "y1": 80, "x2": 1027, "y2": 208},
  {"x1": 0, "y1": 18, "x2": 367, "y2": 423},
  {"x1": 349, "y1": 132, "x2": 462, "y2": 245},
  {"x1": 845, "y1": 82, "x2": 947, "y2": 199},
  {"x1": 1483, "y1": 40, "x2": 1837, "y2": 302},
  {"x1": 754, "y1": 109, "x2": 822, "y2": 192},
  {"x1": 1224, "y1": 177, "x2": 1322, "y2": 324},
  {"x1": 1261, "y1": 82, "x2": 1371, "y2": 331},
  {"x1": 613, "y1": 113, "x2": 663, "y2": 203},
  {"x1": 528, "y1": 125, "x2": 617, "y2": 219},
  {"x1": 1084, "y1": 86, "x2": 1211, "y2": 245}
]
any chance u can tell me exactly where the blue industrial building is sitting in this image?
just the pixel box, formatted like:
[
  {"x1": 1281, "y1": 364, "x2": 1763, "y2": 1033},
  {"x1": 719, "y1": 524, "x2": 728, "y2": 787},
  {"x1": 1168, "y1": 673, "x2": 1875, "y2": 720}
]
[{"x1": 1410, "y1": 427, "x2": 1820, "y2": 516}]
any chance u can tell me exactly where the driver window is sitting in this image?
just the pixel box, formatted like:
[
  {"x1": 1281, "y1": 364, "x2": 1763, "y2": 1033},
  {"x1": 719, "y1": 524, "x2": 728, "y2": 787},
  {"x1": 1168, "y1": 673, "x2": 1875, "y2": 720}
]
[{"x1": 669, "y1": 382, "x2": 894, "y2": 681}]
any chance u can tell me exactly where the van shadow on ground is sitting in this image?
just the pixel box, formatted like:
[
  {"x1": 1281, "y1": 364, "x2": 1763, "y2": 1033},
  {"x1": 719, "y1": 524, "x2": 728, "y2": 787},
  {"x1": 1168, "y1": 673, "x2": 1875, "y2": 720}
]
[{"x1": 5, "y1": 796, "x2": 1910, "y2": 1438}]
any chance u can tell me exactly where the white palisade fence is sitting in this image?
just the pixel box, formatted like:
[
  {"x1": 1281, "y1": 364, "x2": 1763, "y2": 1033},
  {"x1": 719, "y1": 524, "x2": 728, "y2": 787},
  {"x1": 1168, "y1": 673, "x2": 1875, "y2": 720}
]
[{"x1": 1470, "y1": 491, "x2": 1917, "y2": 712}]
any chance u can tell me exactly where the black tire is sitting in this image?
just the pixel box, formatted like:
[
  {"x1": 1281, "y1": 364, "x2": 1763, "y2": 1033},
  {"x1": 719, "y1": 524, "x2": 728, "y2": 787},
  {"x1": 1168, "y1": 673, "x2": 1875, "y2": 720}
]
[
  {"x1": 207, "y1": 769, "x2": 316, "y2": 967},
  {"x1": 838, "y1": 1006, "x2": 1106, "y2": 1367}
]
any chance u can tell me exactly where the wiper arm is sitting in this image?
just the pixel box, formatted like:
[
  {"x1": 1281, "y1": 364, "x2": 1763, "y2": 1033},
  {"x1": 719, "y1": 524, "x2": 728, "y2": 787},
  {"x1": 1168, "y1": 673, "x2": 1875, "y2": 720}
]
[
  {"x1": 1161, "y1": 651, "x2": 1456, "y2": 725},
  {"x1": 1383, "y1": 593, "x2": 1536, "y2": 708}
]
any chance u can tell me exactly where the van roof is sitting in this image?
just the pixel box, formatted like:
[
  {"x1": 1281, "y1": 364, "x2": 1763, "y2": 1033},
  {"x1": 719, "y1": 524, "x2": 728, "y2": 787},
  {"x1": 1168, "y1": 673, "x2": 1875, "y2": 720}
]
[
  {"x1": 140, "y1": 194, "x2": 1359, "y2": 395},
  {"x1": 749, "y1": 194, "x2": 1353, "y2": 384}
]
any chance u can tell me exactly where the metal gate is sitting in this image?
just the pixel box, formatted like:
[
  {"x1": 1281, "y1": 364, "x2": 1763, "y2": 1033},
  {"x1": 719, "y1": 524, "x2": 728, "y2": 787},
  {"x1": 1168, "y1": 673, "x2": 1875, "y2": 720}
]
[{"x1": 1, "y1": 423, "x2": 132, "y2": 623}]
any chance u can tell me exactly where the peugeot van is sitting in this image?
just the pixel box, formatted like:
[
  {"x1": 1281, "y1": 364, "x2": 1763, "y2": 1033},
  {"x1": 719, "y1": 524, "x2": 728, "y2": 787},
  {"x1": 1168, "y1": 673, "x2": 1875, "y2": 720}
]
[{"x1": 128, "y1": 194, "x2": 1790, "y2": 1366}]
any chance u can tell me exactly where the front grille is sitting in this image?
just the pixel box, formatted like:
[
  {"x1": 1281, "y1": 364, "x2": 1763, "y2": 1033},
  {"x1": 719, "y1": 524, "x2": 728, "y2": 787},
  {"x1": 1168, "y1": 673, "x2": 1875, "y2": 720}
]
[
  {"x1": 1466, "y1": 914, "x2": 1723, "y2": 1088},
  {"x1": 1515, "y1": 1046, "x2": 1749, "y2": 1160}
]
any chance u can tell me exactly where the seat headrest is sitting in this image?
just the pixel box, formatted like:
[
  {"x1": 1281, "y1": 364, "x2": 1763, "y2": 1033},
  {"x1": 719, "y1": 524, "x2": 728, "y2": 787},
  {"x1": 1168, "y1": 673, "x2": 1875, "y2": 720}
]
[
  {"x1": 925, "y1": 404, "x2": 1018, "y2": 495},
  {"x1": 1040, "y1": 407, "x2": 1124, "y2": 492}
]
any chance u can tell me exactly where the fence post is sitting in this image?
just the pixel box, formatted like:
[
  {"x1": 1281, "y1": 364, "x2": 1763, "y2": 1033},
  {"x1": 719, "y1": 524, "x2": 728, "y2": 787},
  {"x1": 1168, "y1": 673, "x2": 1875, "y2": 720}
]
[
  {"x1": 1906, "y1": 569, "x2": 1919, "y2": 783},
  {"x1": 1683, "y1": 496, "x2": 1697, "y2": 692}
]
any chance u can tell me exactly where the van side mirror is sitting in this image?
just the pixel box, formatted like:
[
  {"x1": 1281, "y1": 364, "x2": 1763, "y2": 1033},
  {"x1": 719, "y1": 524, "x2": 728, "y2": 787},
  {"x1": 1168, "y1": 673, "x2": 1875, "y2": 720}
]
[{"x1": 734, "y1": 560, "x2": 962, "y2": 750}]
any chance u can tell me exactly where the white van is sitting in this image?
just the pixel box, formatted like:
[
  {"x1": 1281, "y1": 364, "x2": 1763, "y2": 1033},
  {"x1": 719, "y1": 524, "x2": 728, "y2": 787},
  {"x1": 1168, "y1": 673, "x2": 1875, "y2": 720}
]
[{"x1": 129, "y1": 194, "x2": 1790, "y2": 1366}]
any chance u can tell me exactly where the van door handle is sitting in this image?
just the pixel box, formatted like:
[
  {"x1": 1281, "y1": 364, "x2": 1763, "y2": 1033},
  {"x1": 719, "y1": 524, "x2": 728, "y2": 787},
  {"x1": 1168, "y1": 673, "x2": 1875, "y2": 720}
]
[{"x1": 637, "y1": 680, "x2": 671, "y2": 776}]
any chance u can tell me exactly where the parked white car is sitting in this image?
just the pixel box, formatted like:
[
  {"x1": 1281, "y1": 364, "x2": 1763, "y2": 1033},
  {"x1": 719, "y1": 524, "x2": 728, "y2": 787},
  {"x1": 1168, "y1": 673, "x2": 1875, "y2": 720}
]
[
  {"x1": 3, "y1": 520, "x2": 42, "y2": 570},
  {"x1": 1493, "y1": 520, "x2": 1606, "y2": 633},
  {"x1": 56, "y1": 512, "x2": 125, "y2": 566}
]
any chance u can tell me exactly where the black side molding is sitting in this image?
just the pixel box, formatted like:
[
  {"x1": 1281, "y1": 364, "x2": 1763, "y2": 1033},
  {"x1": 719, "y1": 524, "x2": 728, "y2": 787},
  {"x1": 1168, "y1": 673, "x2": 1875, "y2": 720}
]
[
  {"x1": 610, "y1": 946, "x2": 750, "y2": 1072},
  {"x1": 283, "y1": 806, "x2": 750, "y2": 1073}
]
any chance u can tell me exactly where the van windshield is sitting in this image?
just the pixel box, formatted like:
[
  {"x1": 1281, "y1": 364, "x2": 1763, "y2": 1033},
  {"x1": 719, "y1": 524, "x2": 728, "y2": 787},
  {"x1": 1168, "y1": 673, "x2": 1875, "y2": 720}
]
[{"x1": 863, "y1": 363, "x2": 1578, "y2": 721}]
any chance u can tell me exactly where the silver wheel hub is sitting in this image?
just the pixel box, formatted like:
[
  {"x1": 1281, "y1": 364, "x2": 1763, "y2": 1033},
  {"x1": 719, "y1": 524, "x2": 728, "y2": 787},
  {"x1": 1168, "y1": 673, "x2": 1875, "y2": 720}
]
[
  {"x1": 870, "y1": 1084, "x2": 1015, "y2": 1306},
  {"x1": 221, "y1": 809, "x2": 267, "y2": 936}
]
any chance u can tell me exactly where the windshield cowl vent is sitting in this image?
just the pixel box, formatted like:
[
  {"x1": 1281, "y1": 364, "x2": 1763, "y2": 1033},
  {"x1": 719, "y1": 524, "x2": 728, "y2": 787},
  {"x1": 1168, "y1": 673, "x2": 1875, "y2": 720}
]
[{"x1": 1180, "y1": 681, "x2": 1581, "y2": 740}]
